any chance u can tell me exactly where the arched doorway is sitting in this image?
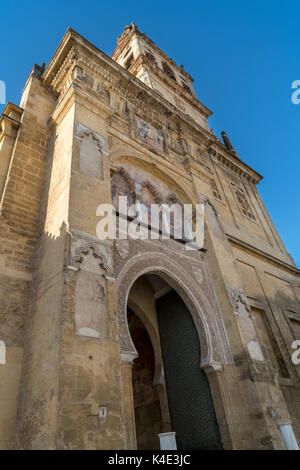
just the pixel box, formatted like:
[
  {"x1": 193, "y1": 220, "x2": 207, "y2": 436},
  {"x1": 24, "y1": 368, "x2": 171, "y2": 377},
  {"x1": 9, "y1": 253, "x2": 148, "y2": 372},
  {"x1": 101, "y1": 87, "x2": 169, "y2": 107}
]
[
  {"x1": 128, "y1": 308, "x2": 164, "y2": 450},
  {"x1": 126, "y1": 274, "x2": 223, "y2": 450}
]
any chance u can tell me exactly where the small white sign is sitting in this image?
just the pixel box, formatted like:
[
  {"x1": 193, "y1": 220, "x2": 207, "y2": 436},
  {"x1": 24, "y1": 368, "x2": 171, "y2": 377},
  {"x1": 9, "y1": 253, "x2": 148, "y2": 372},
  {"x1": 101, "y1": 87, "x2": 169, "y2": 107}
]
[
  {"x1": 0, "y1": 340, "x2": 6, "y2": 364},
  {"x1": 158, "y1": 432, "x2": 177, "y2": 450}
]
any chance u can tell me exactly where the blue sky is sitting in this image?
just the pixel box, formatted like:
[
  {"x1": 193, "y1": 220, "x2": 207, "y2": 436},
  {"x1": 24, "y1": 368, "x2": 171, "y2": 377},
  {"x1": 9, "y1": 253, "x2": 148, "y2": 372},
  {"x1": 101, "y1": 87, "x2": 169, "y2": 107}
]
[{"x1": 1, "y1": 0, "x2": 299, "y2": 265}]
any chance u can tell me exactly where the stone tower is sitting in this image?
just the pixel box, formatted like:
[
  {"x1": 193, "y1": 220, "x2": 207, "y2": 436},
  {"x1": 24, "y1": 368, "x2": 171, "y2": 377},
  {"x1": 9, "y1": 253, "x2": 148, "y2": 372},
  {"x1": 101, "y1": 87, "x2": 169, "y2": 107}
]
[{"x1": 0, "y1": 24, "x2": 299, "y2": 450}]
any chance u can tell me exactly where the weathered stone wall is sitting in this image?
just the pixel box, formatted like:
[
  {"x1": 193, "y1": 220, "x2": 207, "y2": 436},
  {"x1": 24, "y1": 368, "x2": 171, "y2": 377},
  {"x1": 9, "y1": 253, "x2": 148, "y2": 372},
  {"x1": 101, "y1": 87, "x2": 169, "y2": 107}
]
[
  {"x1": 11, "y1": 86, "x2": 74, "y2": 448},
  {"x1": 0, "y1": 71, "x2": 56, "y2": 449},
  {"x1": 233, "y1": 244, "x2": 300, "y2": 443},
  {"x1": 56, "y1": 237, "x2": 126, "y2": 449},
  {"x1": 0, "y1": 276, "x2": 27, "y2": 448}
]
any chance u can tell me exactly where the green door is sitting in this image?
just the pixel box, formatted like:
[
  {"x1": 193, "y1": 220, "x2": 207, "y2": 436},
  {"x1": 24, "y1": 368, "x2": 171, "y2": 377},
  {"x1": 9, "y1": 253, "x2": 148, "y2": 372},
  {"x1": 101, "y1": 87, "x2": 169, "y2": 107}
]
[{"x1": 156, "y1": 290, "x2": 223, "y2": 450}]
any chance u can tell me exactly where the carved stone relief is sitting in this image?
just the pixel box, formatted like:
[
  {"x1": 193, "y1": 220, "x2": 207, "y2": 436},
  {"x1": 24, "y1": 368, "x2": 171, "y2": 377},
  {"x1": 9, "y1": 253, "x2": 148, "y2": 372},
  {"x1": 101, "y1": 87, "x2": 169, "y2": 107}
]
[
  {"x1": 226, "y1": 284, "x2": 265, "y2": 362},
  {"x1": 226, "y1": 284, "x2": 251, "y2": 316},
  {"x1": 134, "y1": 115, "x2": 164, "y2": 153},
  {"x1": 230, "y1": 181, "x2": 256, "y2": 220},
  {"x1": 70, "y1": 228, "x2": 113, "y2": 280},
  {"x1": 97, "y1": 83, "x2": 110, "y2": 104},
  {"x1": 112, "y1": 163, "x2": 183, "y2": 209}
]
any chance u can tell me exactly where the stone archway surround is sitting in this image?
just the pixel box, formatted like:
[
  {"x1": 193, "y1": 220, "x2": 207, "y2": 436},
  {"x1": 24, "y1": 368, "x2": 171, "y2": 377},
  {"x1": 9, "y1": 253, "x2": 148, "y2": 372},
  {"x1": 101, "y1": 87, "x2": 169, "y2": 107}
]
[
  {"x1": 117, "y1": 250, "x2": 235, "y2": 449},
  {"x1": 117, "y1": 251, "x2": 233, "y2": 368}
]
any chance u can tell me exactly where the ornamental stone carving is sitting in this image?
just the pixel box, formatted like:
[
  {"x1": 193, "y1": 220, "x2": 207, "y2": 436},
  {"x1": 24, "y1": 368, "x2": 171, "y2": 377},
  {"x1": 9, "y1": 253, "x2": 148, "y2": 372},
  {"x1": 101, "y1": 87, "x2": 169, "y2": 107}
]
[{"x1": 70, "y1": 229, "x2": 114, "y2": 280}]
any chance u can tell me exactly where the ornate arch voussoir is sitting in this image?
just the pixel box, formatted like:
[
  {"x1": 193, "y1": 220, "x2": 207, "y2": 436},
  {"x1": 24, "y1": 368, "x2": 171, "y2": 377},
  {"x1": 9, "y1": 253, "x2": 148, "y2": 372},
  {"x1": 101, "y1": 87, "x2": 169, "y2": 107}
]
[
  {"x1": 114, "y1": 167, "x2": 137, "y2": 200},
  {"x1": 166, "y1": 192, "x2": 184, "y2": 209},
  {"x1": 141, "y1": 180, "x2": 162, "y2": 204}
]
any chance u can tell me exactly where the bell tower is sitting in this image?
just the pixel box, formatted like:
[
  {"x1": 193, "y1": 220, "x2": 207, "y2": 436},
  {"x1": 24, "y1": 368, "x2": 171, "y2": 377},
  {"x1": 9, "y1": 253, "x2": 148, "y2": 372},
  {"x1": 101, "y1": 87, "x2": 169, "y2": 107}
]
[{"x1": 112, "y1": 22, "x2": 212, "y2": 130}]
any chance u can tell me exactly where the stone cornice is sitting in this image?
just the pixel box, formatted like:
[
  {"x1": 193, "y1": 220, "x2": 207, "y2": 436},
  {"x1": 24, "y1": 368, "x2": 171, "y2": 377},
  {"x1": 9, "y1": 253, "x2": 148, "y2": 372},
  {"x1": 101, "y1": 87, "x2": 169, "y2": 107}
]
[
  {"x1": 43, "y1": 28, "x2": 76, "y2": 86},
  {"x1": 208, "y1": 146, "x2": 263, "y2": 184}
]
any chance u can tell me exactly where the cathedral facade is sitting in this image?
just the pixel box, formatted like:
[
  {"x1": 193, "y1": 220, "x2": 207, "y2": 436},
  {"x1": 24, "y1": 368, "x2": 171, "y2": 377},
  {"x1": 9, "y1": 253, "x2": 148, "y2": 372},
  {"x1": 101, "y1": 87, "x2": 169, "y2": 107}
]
[{"x1": 0, "y1": 23, "x2": 299, "y2": 450}]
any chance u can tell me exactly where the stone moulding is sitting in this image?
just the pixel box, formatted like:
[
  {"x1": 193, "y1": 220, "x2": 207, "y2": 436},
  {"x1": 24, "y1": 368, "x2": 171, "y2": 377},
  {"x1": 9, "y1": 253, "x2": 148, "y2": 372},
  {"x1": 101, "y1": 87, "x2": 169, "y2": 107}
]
[
  {"x1": 73, "y1": 242, "x2": 113, "y2": 279},
  {"x1": 208, "y1": 147, "x2": 262, "y2": 185}
]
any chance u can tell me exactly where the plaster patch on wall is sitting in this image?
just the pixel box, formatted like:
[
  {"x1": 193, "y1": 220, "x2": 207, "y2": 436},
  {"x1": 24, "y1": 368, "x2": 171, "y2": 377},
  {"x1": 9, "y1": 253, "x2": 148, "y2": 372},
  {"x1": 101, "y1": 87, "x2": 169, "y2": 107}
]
[
  {"x1": 78, "y1": 327, "x2": 100, "y2": 338},
  {"x1": 0, "y1": 340, "x2": 6, "y2": 364},
  {"x1": 247, "y1": 340, "x2": 264, "y2": 362}
]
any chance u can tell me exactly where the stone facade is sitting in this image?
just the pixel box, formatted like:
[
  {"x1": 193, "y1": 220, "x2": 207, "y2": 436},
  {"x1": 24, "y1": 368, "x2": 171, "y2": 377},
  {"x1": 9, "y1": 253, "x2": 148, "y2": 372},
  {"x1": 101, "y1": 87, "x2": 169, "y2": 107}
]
[{"x1": 0, "y1": 24, "x2": 299, "y2": 450}]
